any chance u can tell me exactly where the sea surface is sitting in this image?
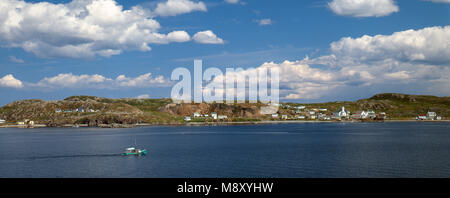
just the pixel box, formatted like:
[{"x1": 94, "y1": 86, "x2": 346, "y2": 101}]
[{"x1": 0, "y1": 122, "x2": 449, "y2": 178}]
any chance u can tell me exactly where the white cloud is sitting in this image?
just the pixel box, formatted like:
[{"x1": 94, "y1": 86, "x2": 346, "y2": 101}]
[
  {"x1": 193, "y1": 30, "x2": 225, "y2": 44},
  {"x1": 9, "y1": 56, "x2": 24, "y2": 63},
  {"x1": 0, "y1": 0, "x2": 213, "y2": 59},
  {"x1": 224, "y1": 0, "x2": 240, "y2": 4},
  {"x1": 33, "y1": 73, "x2": 169, "y2": 89},
  {"x1": 425, "y1": 0, "x2": 450, "y2": 3},
  {"x1": 255, "y1": 18, "x2": 273, "y2": 26},
  {"x1": 136, "y1": 94, "x2": 150, "y2": 99},
  {"x1": 204, "y1": 26, "x2": 450, "y2": 100},
  {"x1": 329, "y1": 26, "x2": 450, "y2": 65},
  {"x1": 0, "y1": 74, "x2": 23, "y2": 88},
  {"x1": 328, "y1": 0, "x2": 399, "y2": 17},
  {"x1": 153, "y1": 0, "x2": 207, "y2": 17}
]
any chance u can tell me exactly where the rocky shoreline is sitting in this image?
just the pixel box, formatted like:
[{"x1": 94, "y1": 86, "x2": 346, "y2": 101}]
[{"x1": 1, "y1": 119, "x2": 448, "y2": 129}]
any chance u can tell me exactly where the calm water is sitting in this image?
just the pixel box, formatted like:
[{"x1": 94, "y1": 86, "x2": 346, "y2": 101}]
[{"x1": 0, "y1": 122, "x2": 449, "y2": 178}]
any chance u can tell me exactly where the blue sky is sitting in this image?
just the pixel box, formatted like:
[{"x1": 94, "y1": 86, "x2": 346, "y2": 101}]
[{"x1": 0, "y1": 0, "x2": 449, "y2": 105}]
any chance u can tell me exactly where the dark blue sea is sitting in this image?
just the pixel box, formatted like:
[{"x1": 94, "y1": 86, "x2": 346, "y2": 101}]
[{"x1": 1, "y1": 122, "x2": 449, "y2": 178}]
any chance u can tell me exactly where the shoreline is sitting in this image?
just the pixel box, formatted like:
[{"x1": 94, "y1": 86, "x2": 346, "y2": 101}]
[{"x1": 0, "y1": 120, "x2": 449, "y2": 128}]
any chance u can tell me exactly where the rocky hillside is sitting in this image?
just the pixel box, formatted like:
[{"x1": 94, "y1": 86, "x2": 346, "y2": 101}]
[
  {"x1": 0, "y1": 93, "x2": 448, "y2": 126},
  {"x1": 0, "y1": 96, "x2": 183, "y2": 126}
]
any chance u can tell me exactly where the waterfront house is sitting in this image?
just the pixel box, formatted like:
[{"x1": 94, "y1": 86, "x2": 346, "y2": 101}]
[
  {"x1": 271, "y1": 114, "x2": 279, "y2": 119},
  {"x1": 218, "y1": 115, "x2": 228, "y2": 120},
  {"x1": 310, "y1": 115, "x2": 316, "y2": 120},
  {"x1": 193, "y1": 112, "x2": 201, "y2": 118},
  {"x1": 297, "y1": 115, "x2": 305, "y2": 119},
  {"x1": 184, "y1": 116, "x2": 192, "y2": 121},
  {"x1": 0, "y1": 119, "x2": 5, "y2": 124},
  {"x1": 367, "y1": 110, "x2": 376, "y2": 119},
  {"x1": 436, "y1": 116, "x2": 442, "y2": 120},
  {"x1": 17, "y1": 121, "x2": 25, "y2": 125},
  {"x1": 281, "y1": 115, "x2": 288, "y2": 120},
  {"x1": 211, "y1": 112, "x2": 218, "y2": 120},
  {"x1": 417, "y1": 114, "x2": 427, "y2": 120},
  {"x1": 426, "y1": 112, "x2": 437, "y2": 120},
  {"x1": 377, "y1": 112, "x2": 387, "y2": 120},
  {"x1": 352, "y1": 111, "x2": 369, "y2": 119}
]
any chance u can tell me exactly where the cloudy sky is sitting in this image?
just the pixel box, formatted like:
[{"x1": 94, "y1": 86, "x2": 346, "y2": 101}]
[{"x1": 0, "y1": 0, "x2": 449, "y2": 105}]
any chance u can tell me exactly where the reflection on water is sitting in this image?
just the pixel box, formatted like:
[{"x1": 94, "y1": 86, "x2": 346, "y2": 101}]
[{"x1": 1, "y1": 122, "x2": 450, "y2": 178}]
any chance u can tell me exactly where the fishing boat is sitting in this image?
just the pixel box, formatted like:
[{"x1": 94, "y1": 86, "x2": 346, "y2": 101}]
[
  {"x1": 122, "y1": 147, "x2": 147, "y2": 156},
  {"x1": 122, "y1": 139, "x2": 147, "y2": 156}
]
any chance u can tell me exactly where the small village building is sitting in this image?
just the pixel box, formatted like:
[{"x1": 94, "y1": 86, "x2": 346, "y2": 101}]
[
  {"x1": 426, "y1": 112, "x2": 437, "y2": 120},
  {"x1": 436, "y1": 116, "x2": 442, "y2": 120},
  {"x1": 184, "y1": 116, "x2": 192, "y2": 121},
  {"x1": 319, "y1": 109, "x2": 328, "y2": 112},
  {"x1": 281, "y1": 115, "x2": 288, "y2": 120},
  {"x1": 297, "y1": 115, "x2": 305, "y2": 119},
  {"x1": 211, "y1": 112, "x2": 218, "y2": 120},
  {"x1": 55, "y1": 109, "x2": 62, "y2": 113},
  {"x1": 204, "y1": 114, "x2": 209, "y2": 117},
  {"x1": 193, "y1": 112, "x2": 201, "y2": 118},
  {"x1": 377, "y1": 112, "x2": 387, "y2": 120},
  {"x1": 309, "y1": 111, "x2": 316, "y2": 115},
  {"x1": 0, "y1": 119, "x2": 5, "y2": 124},
  {"x1": 367, "y1": 110, "x2": 376, "y2": 119},
  {"x1": 352, "y1": 111, "x2": 369, "y2": 119},
  {"x1": 218, "y1": 115, "x2": 228, "y2": 120},
  {"x1": 417, "y1": 114, "x2": 427, "y2": 120},
  {"x1": 17, "y1": 121, "x2": 25, "y2": 125},
  {"x1": 296, "y1": 106, "x2": 306, "y2": 110},
  {"x1": 310, "y1": 115, "x2": 316, "y2": 120},
  {"x1": 271, "y1": 114, "x2": 279, "y2": 119}
]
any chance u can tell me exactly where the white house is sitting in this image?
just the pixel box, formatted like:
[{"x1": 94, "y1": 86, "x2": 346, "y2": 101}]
[
  {"x1": 427, "y1": 112, "x2": 437, "y2": 120},
  {"x1": 417, "y1": 114, "x2": 427, "y2": 120},
  {"x1": 193, "y1": 112, "x2": 201, "y2": 118},
  {"x1": 211, "y1": 112, "x2": 218, "y2": 120},
  {"x1": 184, "y1": 116, "x2": 192, "y2": 121},
  {"x1": 296, "y1": 106, "x2": 306, "y2": 110},
  {"x1": 319, "y1": 108, "x2": 328, "y2": 112},
  {"x1": 271, "y1": 114, "x2": 279, "y2": 119},
  {"x1": 281, "y1": 115, "x2": 288, "y2": 119},
  {"x1": 297, "y1": 115, "x2": 305, "y2": 119},
  {"x1": 0, "y1": 119, "x2": 5, "y2": 124},
  {"x1": 218, "y1": 115, "x2": 228, "y2": 120}
]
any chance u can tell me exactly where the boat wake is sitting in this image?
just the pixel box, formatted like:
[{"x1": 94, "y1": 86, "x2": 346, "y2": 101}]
[{"x1": 28, "y1": 153, "x2": 122, "y2": 160}]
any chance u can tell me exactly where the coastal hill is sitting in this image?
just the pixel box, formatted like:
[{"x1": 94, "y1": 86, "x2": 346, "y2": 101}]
[{"x1": 0, "y1": 93, "x2": 448, "y2": 126}]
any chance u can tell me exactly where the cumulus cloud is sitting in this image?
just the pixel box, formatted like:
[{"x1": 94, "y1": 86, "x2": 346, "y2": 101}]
[
  {"x1": 153, "y1": 0, "x2": 207, "y2": 17},
  {"x1": 255, "y1": 19, "x2": 273, "y2": 26},
  {"x1": 136, "y1": 94, "x2": 150, "y2": 99},
  {"x1": 193, "y1": 30, "x2": 225, "y2": 44},
  {"x1": 328, "y1": 0, "x2": 399, "y2": 17},
  {"x1": 0, "y1": 0, "x2": 216, "y2": 59},
  {"x1": 9, "y1": 56, "x2": 24, "y2": 63},
  {"x1": 204, "y1": 26, "x2": 450, "y2": 100},
  {"x1": 0, "y1": 74, "x2": 23, "y2": 88},
  {"x1": 224, "y1": 0, "x2": 240, "y2": 4},
  {"x1": 33, "y1": 73, "x2": 170, "y2": 89},
  {"x1": 425, "y1": 0, "x2": 450, "y2": 3},
  {"x1": 329, "y1": 26, "x2": 450, "y2": 65}
]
